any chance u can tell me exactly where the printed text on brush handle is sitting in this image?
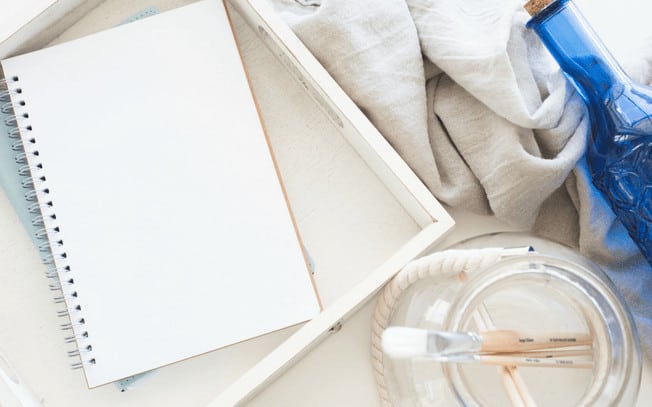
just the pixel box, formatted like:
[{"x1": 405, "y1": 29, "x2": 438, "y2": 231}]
[{"x1": 480, "y1": 330, "x2": 592, "y2": 353}]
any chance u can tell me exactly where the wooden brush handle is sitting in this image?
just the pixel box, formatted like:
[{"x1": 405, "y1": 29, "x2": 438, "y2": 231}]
[
  {"x1": 478, "y1": 354, "x2": 593, "y2": 369},
  {"x1": 480, "y1": 330, "x2": 592, "y2": 352},
  {"x1": 495, "y1": 348, "x2": 593, "y2": 359}
]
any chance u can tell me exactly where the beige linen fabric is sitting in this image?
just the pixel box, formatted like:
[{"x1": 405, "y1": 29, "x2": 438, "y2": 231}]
[{"x1": 273, "y1": 0, "x2": 652, "y2": 356}]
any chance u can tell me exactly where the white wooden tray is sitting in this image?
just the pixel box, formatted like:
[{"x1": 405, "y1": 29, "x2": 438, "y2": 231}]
[{"x1": 0, "y1": 0, "x2": 454, "y2": 405}]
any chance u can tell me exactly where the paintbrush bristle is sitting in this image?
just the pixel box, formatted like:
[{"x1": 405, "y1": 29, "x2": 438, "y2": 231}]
[{"x1": 381, "y1": 327, "x2": 429, "y2": 359}]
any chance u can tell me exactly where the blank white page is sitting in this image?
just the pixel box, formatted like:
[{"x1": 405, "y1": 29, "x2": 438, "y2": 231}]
[{"x1": 1, "y1": 0, "x2": 320, "y2": 388}]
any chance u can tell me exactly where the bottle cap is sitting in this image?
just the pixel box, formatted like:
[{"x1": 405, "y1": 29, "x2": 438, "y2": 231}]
[{"x1": 524, "y1": 0, "x2": 554, "y2": 16}]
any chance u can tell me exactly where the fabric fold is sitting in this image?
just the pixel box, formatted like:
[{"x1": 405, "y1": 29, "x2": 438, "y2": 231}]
[{"x1": 271, "y1": 0, "x2": 652, "y2": 357}]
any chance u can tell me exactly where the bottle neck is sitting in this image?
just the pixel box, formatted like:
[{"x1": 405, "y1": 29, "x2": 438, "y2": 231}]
[{"x1": 527, "y1": 0, "x2": 630, "y2": 104}]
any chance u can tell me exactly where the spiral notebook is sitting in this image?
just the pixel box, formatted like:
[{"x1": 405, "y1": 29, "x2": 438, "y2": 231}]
[{"x1": 0, "y1": 0, "x2": 321, "y2": 388}]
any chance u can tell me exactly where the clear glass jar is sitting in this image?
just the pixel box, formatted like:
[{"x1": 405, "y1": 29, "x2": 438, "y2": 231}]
[{"x1": 382, "y1": 233, "x2": 641, "y2": 406}]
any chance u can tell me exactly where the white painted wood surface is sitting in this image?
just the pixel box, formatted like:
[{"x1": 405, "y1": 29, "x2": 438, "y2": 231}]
[{"x1": 0, "y1": 0, "x2": 103, "y2": 59}]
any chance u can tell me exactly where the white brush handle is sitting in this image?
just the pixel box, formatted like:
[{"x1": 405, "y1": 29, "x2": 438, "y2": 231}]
[{"x1": 0, "y1": 348, "x2": 42, "y2": 407}]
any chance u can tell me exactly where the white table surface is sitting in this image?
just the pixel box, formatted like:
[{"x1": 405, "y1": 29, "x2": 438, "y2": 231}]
[{"x1": 0, "y1": 0, "x2": 650, "y2": 406}]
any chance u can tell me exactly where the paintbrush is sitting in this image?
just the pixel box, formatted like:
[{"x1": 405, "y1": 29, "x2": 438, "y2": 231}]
[{"x1": 381, "y1": 327, "x2": 592, "y2": 368}]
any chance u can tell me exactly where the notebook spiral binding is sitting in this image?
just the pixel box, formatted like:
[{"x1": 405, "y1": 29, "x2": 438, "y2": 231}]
[{"x1": 0, "y1": 76, "x2": 96, "y2": 369}]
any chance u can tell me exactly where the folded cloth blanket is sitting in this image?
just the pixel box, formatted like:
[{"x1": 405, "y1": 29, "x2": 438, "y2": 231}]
[{"x1": 272, "y1": 0, "x2": 652, "y2": 357}]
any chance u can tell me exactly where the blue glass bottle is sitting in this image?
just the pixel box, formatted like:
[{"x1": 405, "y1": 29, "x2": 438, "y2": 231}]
[{"x1": 526, "y1": 0, "x2": 652, "y2": 264}]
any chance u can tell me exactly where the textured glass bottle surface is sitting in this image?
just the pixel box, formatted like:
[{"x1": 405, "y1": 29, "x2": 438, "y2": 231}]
[
  {"x1": 528, "y1": 0, "x2": 652, "y2": 264},
  {"x1": 601, "y1": 84, "x2": 652, "y2": 261}
]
